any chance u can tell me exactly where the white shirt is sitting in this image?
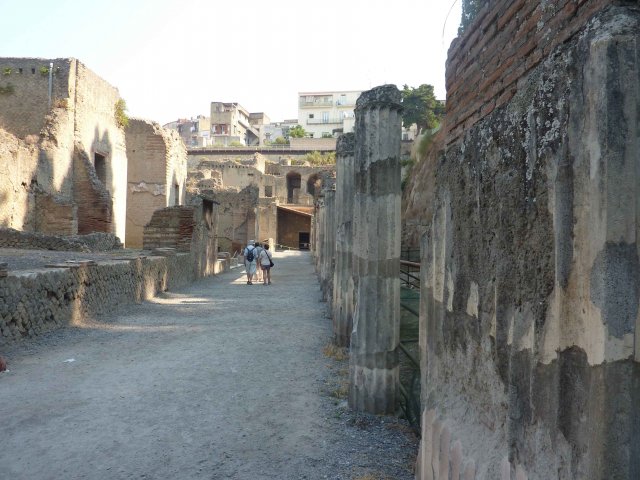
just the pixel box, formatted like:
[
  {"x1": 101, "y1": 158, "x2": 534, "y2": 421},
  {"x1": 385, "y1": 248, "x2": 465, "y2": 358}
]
[{"x1": 258, "y1": 249, "x2": 272, "y2": 266}]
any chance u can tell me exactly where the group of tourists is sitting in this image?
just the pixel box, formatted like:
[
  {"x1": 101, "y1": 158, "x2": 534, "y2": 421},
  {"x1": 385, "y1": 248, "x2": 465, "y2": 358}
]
[{"x1": 243, "y1": 240, "x2": 274, "y2": 285}]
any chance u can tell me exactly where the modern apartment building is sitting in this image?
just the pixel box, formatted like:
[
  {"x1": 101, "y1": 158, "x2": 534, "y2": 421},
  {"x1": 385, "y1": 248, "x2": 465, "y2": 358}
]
[
  {"x1": 164, "y1": 115, "x2": 211, "y2": 148},
  {"x1": 210, "y1": 102, "x2": 265, "y2": 146},
  {"x1": 297, "y1": 90, "x2": 361, "y2": 138}
]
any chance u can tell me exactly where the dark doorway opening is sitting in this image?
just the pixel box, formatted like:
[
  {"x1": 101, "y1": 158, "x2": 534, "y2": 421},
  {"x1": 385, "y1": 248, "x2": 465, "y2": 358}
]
[
  {"x1": 286, "y1": 172, "x2": 301, "y2": 203},
  {"x1": 299, "y1": 232, "x2": 310, "y2": 250},
  {"x1": 94, "y1": 153, "x2": 107, "y2": 184}
]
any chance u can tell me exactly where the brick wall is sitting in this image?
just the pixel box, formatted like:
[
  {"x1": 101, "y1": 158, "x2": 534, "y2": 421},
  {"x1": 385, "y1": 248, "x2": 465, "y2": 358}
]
[
  {"x1": 125, "y1": 119, "x2": 187, "y2": 248},
  {"x1": 35, "y1": 192, "x2": 77, "y2": 235},
  {"x1": 445, "y1": 0, "x2": 621, "y2": 146},
  {"x1": 143, "y1": 206, "x2": 196, "y2": 252},
  {"x1": 277, "y1": 208, "x2": 311, "y2": 249},
  {"x1": 73, "y1": 61, "x2": 128, "y2": 241},
  {"x1": 74, "y1": 147, "x2": 113, "y2": 235}
]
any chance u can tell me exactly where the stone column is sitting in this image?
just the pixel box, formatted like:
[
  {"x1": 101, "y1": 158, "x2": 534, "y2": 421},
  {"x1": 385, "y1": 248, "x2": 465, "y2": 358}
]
[
  {"x1": 314, "y1": 193, "x2": 325, "y2": 273},
  {"x1": 333, "y1": 133, "x2": 355, "y2": 346},
  {"x1": 349, "y1": 85, "x2": 402, "y2": 414},
  {"x1": 321, "y1": 188, "x2": 336, "y2": 303}
]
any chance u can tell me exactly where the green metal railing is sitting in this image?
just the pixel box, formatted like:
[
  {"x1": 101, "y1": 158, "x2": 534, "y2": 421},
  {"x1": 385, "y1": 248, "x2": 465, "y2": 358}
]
[{"x1": 399, "y1": 257, "x2": 421, "y2": 435}]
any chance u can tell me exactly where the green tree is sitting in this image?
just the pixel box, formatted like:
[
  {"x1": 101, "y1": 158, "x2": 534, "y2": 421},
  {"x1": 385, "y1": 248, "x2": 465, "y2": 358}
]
[
  {"x1": 303, "y1": 151, "x2": 335, "y2": 166},
  {"x1": 459, "y1": 0, "x2": 482, "y2": 34},
  {"x1": 288, "y1": 125, "x2": 307, "y2": 138},
  {"x1": 273, "y1": 136, "x2": 288, "y2": 145},
  {"x1": 401, "y1": 84, "x2": 443, "y2": 133},
  {"x1": 114, "y1": 99, "x2": 129, "y2": 128}
]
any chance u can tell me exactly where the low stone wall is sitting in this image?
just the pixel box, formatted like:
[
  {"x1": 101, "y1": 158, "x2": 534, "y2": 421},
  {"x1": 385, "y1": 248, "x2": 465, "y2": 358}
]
[
  {"x1": 0, "y1": 253, "x2": 196, "y2": 344},
  {"x1": 0, "y1": 227, "x2": 122, "y2": 252},
  {"x1": 0, "y1": 227, "x2": 90, "y2": 252}
]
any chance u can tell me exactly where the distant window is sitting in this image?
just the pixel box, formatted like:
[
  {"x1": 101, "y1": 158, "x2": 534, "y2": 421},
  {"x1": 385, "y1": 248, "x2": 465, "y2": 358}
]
[
  {"x1": 309, "y1": 114, "x2": 314, "y2": 119},
  {"x1": 174, "y1": 184, "x2": 180, "y2": 205},
  {"x1": 322, "y1": 112, "x2": 329, "y2": 123},
  {"x1": 18, "y1": 68, "x2": 23, "y2": 74},
  {"x1": 264, "y1": 186, "x2": 273, "y2": 197},
  {"x1": 31, "y1": 68, "x2": 35, "y2": 74}
]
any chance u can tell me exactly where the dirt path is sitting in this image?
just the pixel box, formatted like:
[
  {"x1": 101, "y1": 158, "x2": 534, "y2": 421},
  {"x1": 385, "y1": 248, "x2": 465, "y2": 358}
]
[{"x1": 0, "y1": 251, "x2": 417, "y2": 480}]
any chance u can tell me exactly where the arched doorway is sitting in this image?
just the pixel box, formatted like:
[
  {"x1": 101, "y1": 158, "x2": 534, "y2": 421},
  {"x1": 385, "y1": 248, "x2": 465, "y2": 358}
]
[{"x1": 306, "y1": 173, "x2": 322, "y2": 199}]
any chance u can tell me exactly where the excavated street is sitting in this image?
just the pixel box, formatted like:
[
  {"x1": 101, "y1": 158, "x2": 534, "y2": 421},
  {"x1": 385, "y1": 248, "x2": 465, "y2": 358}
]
[{"x1": 0, "y1": 250, "x2": 416, "y2": 480}]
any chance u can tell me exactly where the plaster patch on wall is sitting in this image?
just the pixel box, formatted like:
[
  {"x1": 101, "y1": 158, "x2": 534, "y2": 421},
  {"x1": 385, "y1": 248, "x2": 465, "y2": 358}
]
[{"x1": 130, "y1": 182, "x2": 165, "y2": 196}]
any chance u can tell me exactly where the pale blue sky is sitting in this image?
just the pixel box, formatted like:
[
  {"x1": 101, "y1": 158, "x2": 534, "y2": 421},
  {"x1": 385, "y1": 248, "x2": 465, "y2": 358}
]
[{"x1": 0, "y1": 0, "x2": 462, "y2": 125}]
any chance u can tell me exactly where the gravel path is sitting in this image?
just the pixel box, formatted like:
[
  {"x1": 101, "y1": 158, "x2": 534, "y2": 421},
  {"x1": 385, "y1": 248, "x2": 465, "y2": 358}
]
[{"x1": 0, "y1": 250, "x2": 417, "y2": 480}]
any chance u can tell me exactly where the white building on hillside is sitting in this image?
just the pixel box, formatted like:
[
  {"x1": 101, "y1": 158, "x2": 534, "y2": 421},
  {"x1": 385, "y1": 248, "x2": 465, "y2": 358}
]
[{"x1": 297, "y1": 90, "x2": 361, "y2": 139}]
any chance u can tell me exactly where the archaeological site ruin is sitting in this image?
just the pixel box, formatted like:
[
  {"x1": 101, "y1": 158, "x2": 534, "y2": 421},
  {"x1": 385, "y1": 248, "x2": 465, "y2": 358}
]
[
  {"x1": 3, "y1": 0, "x2": 640, "y2": 478},
  {"x1": 0, "y1": 56, "x2": 337, "y2": 343},
  {"x1": 314, "y1": 1, "x2": 640, "y2": 478}
]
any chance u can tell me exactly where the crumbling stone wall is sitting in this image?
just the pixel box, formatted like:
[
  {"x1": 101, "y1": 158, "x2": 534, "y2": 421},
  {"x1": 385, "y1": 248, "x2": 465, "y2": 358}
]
[
  {"x1": 414, "y1": 3, "x2": 640, "y2": 479},
  {"x1": 73, "y1": 61, "x2": 128, "y2": 240},
  {"x1": 401, "y1": 130, "x2": 443, "y2": 250},
  {"x1": 0, "y1": 129, "x2": 39, "y2": 230},
  {"x1": 125, "y1": 119, "x2": 187, "y2": 248},
  {"x1": 0, "y1": 57, "x2": 128, "y2": 241},
  {"x1": 0, "y1": 58, "x2": 73, "y2": 138},
  {"x1": 143, "y1": 203, "x2": 218, "y2": 278},
  {"x1": 73, "y1": 147, "x2": 114, "y2": 235},
  {"x1": 0, "y1": 228, "x2": 122, "y2": 252},
  {"x1": 191, "y1": 185, "x2": 258, "y2": 253},
  {"x1": 0, "y1": 254, "x2": 194, "y2": 344}
]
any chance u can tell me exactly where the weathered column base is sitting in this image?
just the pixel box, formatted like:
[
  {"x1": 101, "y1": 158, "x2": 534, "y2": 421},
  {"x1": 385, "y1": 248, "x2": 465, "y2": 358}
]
[{"x1": 349, "y1": 359, "x2": 399, "y2": 414}]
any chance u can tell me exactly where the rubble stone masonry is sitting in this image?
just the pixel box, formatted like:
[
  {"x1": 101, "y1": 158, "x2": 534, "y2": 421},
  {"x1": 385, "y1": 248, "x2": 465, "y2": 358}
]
[
  {"x1": 0, "y1": 254, "x2": 194, "y2": 344},
  {"x1": 416, "y1": 3, "x2": 640, "y2": 479}
]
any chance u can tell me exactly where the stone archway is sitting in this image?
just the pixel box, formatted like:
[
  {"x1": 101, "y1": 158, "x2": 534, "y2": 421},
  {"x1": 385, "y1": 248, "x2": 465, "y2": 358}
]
[{"x1": 306, "y1": 173, "x2": 322, "y2": 199}]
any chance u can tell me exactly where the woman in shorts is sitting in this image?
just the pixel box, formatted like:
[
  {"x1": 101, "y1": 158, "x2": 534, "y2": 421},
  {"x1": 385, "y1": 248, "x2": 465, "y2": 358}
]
[{"x1": 258, "y1": 244, "x2": 273, "y2": 285}]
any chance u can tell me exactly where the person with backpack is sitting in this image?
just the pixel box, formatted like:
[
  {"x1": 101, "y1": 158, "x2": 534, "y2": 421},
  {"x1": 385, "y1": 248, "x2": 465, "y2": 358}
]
[
  {"x1": 243, "y1": 240, "x2": 258, "y2": 285},
  {"x1": 258, "y1": 243, "x2": 274, "y2": 285}
]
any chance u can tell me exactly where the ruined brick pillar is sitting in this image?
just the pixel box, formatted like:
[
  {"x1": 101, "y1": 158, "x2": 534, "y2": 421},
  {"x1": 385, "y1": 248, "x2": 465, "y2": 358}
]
[
  {"x1": 333, "y1": 133, "x2": 355, "y2": 347},
  {"x1": 349, "y1": 85, "x2": 402, "y2": 414}
]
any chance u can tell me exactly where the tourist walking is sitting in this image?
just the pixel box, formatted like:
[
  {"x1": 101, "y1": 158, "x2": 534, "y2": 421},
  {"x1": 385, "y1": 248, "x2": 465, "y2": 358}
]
[
  {"x1": 258, "y1": 244, "x2": 274, "y2": 285},
  {"x1": 243, "y1": 240, "x2": 258, "y2": 285},
  {"x1": 253, "y1": 242, "x2": 264, "y2": 283}
]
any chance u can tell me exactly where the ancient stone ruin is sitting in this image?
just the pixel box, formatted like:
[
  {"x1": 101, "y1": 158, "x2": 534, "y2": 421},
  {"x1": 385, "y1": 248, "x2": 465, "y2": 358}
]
[
  {"x1": 0, "y1": 58, "x2": 127, "y2": 240},
  {"x1": 0, "y1": 58, "x2": 224, "y2": 344},
  {"x1": 187, "y1": 153, "x2": 335, "y2": 252},
  {"x1": 314, "y1": 1, "x2": 640, "y2": 478}
]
